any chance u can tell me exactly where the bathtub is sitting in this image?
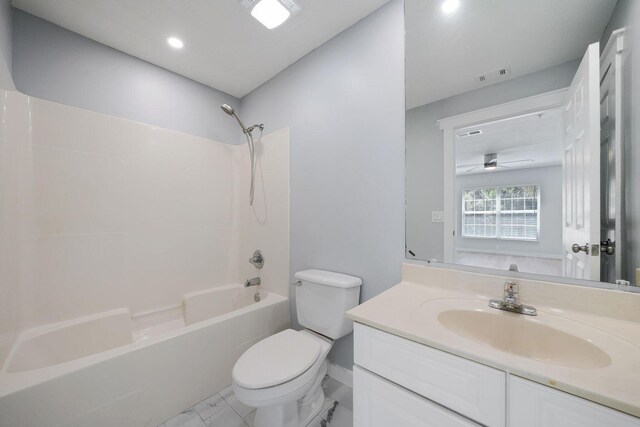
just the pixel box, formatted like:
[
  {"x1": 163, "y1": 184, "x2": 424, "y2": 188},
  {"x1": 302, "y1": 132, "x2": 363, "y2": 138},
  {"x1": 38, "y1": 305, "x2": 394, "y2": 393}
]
[{"x1": 0, "y1": 285, "x2": 289, "y2": 427}]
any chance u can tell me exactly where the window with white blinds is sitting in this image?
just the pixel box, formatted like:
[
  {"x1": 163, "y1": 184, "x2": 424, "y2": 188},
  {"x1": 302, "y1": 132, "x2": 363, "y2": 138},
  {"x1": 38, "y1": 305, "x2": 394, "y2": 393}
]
[{"x1": 462, "y1": 185, "x2": 540, "y2": 241}]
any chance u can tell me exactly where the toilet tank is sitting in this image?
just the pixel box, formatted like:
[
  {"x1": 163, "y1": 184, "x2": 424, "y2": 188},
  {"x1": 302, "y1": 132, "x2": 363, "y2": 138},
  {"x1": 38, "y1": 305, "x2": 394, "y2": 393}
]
[{"x1": 294, "y1": 269, "x2": 362, "y2": 340}]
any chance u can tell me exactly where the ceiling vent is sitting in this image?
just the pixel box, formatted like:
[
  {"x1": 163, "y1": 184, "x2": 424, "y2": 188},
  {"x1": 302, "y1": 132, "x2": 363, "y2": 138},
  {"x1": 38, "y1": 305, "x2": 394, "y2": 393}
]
[
  {"x1": 478, "y1": 67, "x2": 511, "y2": 84},
  {"x1": 456, "y1": 129, "x2": 483, "y2": 138}
]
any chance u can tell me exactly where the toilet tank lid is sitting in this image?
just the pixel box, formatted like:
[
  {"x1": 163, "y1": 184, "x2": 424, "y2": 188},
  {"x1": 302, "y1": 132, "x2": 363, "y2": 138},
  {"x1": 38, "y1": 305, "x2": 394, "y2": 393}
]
[{"x1": 294, "y1": 269, "x2": 362, "y2": 288}]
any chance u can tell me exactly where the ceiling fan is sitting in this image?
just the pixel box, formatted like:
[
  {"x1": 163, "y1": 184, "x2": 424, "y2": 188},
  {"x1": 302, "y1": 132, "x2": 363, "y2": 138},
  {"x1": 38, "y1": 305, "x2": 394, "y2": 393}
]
[{"x1": 457, "y1": 153, "x2": 534, "y2": 173}]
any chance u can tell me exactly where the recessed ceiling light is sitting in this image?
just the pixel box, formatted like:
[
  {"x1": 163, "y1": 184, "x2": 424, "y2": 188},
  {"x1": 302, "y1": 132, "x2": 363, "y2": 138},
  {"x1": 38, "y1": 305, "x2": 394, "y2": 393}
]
[
  {"x1": 167, "y1": 37, "x2": 184, "y2": 49},
  {"x1": 441, "y1": 0, "x2": 460, "y2": 14},
  {"x1": 250, "y1": 0, "x2": 293, "y2": 29}
]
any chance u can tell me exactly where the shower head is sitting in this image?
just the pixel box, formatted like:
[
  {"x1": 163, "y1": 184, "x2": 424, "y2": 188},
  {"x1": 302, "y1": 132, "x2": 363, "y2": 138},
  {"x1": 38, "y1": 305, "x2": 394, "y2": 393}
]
[
  {"x1": 221, "y1": 104, "x2": 235, "y2": 116},
  {"x1": 221, "y1": 103, "x2": 247, "y2": 133}
]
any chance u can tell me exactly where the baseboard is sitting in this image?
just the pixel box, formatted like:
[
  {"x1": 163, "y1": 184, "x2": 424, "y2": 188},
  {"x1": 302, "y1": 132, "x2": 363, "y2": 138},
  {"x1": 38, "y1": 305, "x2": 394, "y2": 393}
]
[{"x1": 327, "y1": 361, "x2": 353, "y2": 388}]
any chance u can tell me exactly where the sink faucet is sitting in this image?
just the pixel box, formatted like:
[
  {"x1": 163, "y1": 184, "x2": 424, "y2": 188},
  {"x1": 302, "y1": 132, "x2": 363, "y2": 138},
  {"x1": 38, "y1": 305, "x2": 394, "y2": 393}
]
[
  {"x1": 488, "y1": 281, "x2": 537, "y2": 316},
  {"x1": 244, "y1": 277, "x2": 261, "y2": 287}
]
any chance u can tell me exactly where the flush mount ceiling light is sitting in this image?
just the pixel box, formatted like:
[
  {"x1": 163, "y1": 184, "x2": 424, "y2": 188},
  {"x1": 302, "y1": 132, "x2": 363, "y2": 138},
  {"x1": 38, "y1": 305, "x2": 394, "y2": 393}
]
[
  {"x1": 167, "y1": 37, "x2": 184, "y2": 49},
  {"x1": 241, "y1": 0, "x2": 302, "y2": 29},
  {"x1": 441, "y1": 0, "x2": 460, "y2": 14}
]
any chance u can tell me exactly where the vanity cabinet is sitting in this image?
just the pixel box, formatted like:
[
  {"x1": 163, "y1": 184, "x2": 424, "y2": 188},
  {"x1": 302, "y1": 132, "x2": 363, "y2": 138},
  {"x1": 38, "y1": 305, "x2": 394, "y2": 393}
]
[
  {"x1": 509, "y1": 376, "x2": 640, "y2": 427},
  {"x1": 353, "y1": 366, "x2": 479, "y2": 427},
  {"x1": 353, "y1": 324, "x2": 640, "y2": 427},
  {"x1": 353, "y1": 323, "x2": 505, "y2": 426}
]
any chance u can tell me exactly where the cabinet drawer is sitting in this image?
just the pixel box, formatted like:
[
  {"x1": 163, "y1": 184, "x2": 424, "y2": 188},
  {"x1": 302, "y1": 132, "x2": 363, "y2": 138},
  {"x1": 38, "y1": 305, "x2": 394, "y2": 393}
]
[
  {"x1": 509, "y1": 376, "x2": 640, "y2": 427},
  {"x1": 354, "y1": 323, "x2": 505, "y2": 427},
  {"x1": 354, "y1": 366, "x2": 480, "y2": 427}
]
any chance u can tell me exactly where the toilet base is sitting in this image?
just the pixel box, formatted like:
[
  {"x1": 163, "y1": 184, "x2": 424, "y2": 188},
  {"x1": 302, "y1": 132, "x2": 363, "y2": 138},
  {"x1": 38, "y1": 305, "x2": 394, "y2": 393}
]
[{"x1": 253, "y1": 361, "x2": 327, "y2": 427}]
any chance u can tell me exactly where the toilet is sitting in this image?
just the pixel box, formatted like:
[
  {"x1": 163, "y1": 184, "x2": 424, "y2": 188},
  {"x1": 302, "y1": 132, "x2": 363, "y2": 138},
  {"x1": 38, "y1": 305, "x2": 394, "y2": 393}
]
[{"x1": 232, "y1": 269, "x2": 362, "y2": 427}]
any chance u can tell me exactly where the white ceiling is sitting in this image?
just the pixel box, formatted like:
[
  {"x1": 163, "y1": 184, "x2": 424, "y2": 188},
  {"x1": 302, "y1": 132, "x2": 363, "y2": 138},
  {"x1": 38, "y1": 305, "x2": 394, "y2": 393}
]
[
  {"x1": 455, "y1": 108, "x2": 563, "y2": 176},
  {"x1": 406, "y1": 0, "x2": 617, "y2": 109},
  {"x1": 13, "y1": 0, "x2": 391, "y2": 98}
]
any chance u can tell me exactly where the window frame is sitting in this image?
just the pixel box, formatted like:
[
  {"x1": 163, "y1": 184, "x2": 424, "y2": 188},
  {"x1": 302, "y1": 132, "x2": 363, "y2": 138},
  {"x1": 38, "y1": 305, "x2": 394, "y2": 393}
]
[{"x1": 461, "y1": 184, "x2": 541, "y2": 242}]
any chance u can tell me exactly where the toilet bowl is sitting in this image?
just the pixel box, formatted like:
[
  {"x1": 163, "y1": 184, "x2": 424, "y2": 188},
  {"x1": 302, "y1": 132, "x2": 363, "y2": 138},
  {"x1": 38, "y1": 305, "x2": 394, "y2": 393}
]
[
  {"x1": 233, "y1": 329, "x2": 332, "y2": 427},
  {"x1": 232, "y1": 269, "x2": 362, "y2": 427}
]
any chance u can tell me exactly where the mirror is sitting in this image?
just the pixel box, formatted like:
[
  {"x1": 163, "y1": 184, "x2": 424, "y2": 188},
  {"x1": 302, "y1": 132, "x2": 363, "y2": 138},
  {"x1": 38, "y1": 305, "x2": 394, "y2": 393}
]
[{"x1": 405, "y1": 0, "x2": 638, "y2": 287}]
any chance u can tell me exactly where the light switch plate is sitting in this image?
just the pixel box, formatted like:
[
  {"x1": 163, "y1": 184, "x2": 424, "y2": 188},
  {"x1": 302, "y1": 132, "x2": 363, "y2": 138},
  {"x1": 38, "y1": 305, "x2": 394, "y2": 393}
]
[{"x1": 432, "y1": 211, "x2": 444, "y2": 223}]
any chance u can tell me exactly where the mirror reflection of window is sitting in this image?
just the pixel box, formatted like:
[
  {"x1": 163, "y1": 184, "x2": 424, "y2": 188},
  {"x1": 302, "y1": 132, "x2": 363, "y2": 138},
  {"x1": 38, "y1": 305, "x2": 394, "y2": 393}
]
[{"x1": 462, "y1": 185, "x2": 540, "y2": 241}]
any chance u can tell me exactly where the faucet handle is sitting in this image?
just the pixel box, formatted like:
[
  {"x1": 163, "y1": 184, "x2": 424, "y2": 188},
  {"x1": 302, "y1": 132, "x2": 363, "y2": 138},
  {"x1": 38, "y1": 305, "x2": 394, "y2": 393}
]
[
  {"x1": 504, "y1": 280, "x2": 518, "y2": 294},
  {"x1": 248, "y1": 250, "x2": 264, "y2": 269}
]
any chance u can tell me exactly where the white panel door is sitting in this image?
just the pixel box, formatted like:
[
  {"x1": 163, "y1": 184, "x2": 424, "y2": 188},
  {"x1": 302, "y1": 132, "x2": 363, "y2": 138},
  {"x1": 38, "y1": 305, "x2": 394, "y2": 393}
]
[
  {"x1": 509, "y1": 376, "x2": 640, "y2": 427},
  {"x1": 353, "y1": 366, "x2": 480, "y2": 427},
  {"x1": 562, "y1": 42, "x2": 601, "y2": 280}
]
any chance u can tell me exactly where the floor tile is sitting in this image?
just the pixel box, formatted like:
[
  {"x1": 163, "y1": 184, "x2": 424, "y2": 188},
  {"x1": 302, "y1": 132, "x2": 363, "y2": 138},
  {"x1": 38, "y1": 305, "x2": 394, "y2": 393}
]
[
  {"x1": 323, "y1": 378, "x2": 353, "y2": 411},
  {"x1": 243, "y1": 410, "x2": 256, "y2": 427},
  {"x1": 169, "y1": 375, "x2": 353, "y2": 427},
  {"x1": 203, "y1": 406, "x2": 248, "y2": 427},
  {"x1": 308, "y1": 404, "x2": 353, "y2": 427},
  {"x1": 193, "y1": 393, "x2": 229, "y2": 421},
  {"x1": 162, "y1": 410, "x2": 206, "y2": 427},
  {"x1": 220, "y1": 385, "x2": 255, "y2": 418}
]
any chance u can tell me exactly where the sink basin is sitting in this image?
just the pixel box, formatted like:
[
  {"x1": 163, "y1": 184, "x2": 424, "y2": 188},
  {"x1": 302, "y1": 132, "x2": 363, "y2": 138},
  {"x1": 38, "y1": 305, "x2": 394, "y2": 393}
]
[{"x1": 438, "y1": 309, "x2": 612, "y2": 369}]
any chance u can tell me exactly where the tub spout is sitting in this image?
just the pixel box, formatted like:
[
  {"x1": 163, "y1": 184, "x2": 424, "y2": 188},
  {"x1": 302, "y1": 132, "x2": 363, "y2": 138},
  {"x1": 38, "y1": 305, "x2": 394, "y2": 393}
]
[{"x1": 245, "y1": 277, "x2": 261, "y2": 287}]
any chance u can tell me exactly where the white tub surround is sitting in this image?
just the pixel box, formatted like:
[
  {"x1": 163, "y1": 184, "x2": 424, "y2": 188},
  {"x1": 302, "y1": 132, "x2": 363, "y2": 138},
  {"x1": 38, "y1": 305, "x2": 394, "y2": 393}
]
[
  {"x1": 347, "y1": 263, "x2": 640, "y2": 419},
  {"x1": 0, "y1": 90, "x2": 291, "y2": 331},
  {"x1": 0, "y1": 89, "x2": 292, "y2": 427}
]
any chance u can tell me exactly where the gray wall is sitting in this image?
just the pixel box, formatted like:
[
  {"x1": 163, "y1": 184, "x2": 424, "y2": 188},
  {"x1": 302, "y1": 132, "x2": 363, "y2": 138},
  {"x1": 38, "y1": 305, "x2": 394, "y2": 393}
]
[
  {"x1": 12, "y1": 9, "x2": 240, "y2": 144},
  {"x1": 455, "y1": 166, "x2": 563, "y2": 258},
  {"x1": 406, "y1": 60, "x2": 579, "y2": 261},
  {"x1": 240, "y1": 0, "x2": 406, "y2": 369},
  {"x1": 0, "y1": 0, "x2": 13, "y2": 89},
  {"x1": 601, "y1": 0, "x2": 640, "y2": 285}
]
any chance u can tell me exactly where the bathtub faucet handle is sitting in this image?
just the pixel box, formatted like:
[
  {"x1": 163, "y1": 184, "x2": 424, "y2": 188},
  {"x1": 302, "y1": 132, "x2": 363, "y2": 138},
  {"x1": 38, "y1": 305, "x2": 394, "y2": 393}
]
[{"x1": 248, "y1": 250, "x2": 264, "y2": 269}]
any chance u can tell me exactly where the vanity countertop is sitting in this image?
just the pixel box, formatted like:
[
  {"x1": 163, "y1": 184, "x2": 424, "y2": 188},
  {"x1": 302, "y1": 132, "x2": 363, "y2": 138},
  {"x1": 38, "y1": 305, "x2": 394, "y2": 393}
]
[{"x1": 347, "y1": 263, "x2": 640, "y2": 418}]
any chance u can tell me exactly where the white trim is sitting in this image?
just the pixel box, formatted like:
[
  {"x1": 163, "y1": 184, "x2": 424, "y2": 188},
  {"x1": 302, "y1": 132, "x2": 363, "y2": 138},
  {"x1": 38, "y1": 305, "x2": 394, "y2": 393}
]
[
  {"x1": 455, "y1": 247, "x2": 563, "y2": 260},
  {"x1": 327, "y1": 361, "x2": 353, "y2": 388},
  {"x1": 600, "y1": 28, "x2": 625, "y2": 61},
  {"x1": 438, "y1": 88, "x2": 567, "y2": 130},
  {"x1": 439, "y1": 88, "x2": 568, "y2": 263}
]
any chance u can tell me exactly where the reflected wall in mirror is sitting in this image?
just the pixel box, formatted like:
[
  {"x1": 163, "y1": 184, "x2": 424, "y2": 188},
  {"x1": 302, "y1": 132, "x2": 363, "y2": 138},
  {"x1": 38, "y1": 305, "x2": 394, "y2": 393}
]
[{"x1": 405, "y1": 0, "x2": 639, "y2": 287}]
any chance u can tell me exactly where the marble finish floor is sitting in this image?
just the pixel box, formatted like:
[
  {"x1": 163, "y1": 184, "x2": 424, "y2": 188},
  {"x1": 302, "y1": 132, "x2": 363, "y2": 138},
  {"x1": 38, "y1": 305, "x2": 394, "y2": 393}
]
[{"x1": 159, "y1": 376, "x2": 353, "y2": 427}]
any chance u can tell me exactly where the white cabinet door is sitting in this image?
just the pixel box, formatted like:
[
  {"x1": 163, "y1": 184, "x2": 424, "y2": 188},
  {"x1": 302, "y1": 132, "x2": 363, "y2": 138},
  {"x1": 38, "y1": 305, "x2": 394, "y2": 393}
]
[
  {"x1": 354, "y1": 366, "x2": 480, "y2": 427},
  {"x1": 354, "y1": 324, "x2": 505, "y2": 427},
  {"x1": 509, "y1": 376, "x2": 640, "y2": 427}
]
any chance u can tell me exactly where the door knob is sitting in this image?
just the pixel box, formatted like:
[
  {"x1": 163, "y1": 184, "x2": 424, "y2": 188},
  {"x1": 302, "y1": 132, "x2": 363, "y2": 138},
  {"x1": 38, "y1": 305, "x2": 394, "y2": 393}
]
[
  {"x1": 572, "y1": 243, "x2": 589, "y2": 254},
  {"x1": 600, "y1": 239, "x2": 615, "y2": 256}
]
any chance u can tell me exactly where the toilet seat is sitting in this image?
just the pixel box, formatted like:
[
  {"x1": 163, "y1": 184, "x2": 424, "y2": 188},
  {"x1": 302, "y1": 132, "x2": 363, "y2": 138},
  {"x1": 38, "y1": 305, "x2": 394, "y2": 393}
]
[{"x1": 233, "y1": 329, "x2": 322, "y2": 389}]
